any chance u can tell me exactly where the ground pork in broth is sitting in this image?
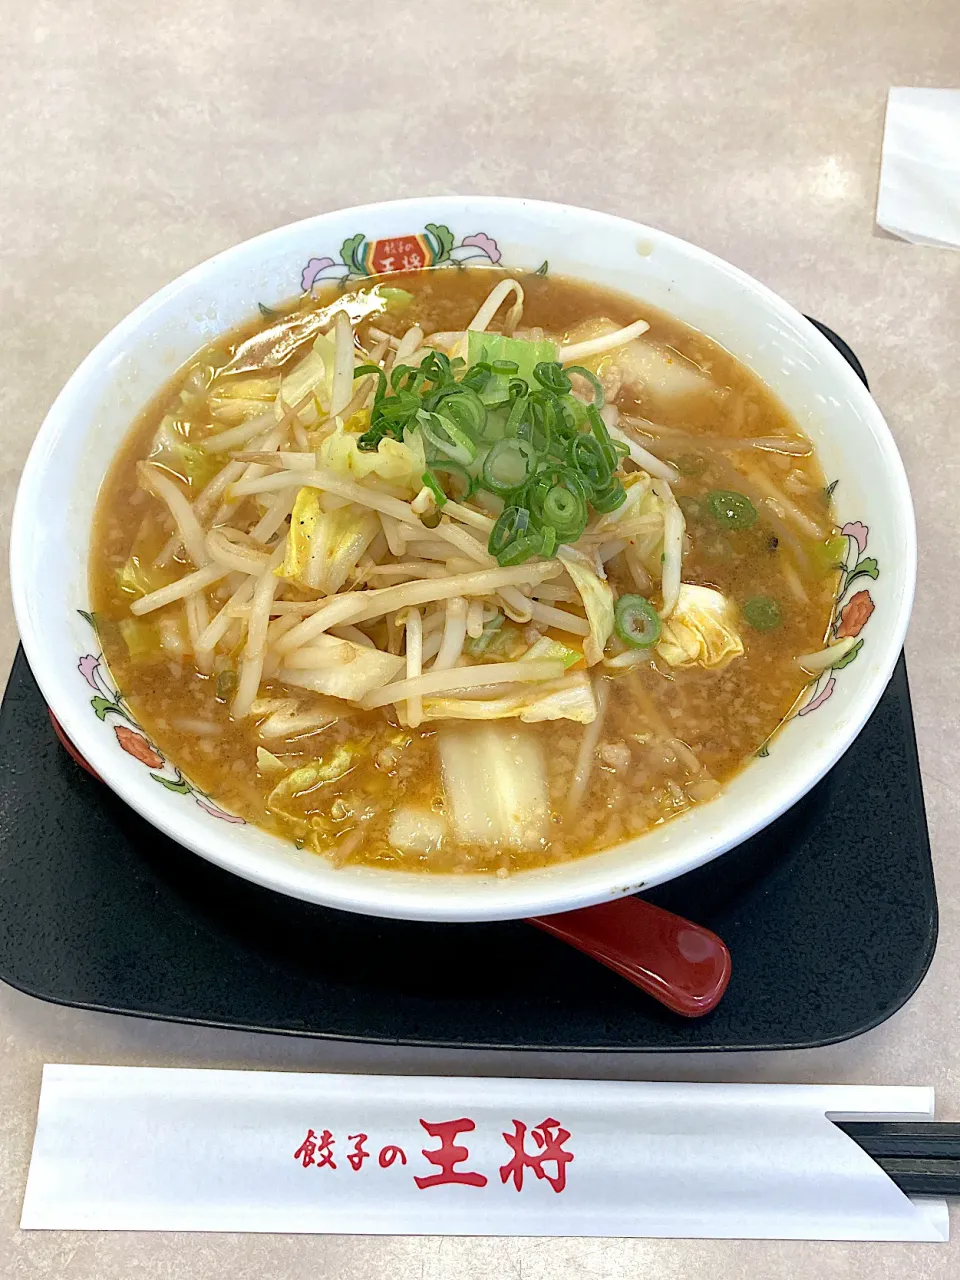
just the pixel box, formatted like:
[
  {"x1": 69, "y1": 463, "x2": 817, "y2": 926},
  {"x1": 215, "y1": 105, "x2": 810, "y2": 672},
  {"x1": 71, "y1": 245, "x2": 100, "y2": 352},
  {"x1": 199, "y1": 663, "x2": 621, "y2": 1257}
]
[{"x1": 90, "y1": 268, "x2": 838, "y2": 875}]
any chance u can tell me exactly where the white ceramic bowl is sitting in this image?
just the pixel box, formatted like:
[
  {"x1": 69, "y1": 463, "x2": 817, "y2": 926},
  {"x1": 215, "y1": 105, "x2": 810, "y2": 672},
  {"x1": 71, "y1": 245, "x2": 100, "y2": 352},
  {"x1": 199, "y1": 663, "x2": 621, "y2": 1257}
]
[{"x1": 10, "y1": 197, "x2": 916, "y2": 922}]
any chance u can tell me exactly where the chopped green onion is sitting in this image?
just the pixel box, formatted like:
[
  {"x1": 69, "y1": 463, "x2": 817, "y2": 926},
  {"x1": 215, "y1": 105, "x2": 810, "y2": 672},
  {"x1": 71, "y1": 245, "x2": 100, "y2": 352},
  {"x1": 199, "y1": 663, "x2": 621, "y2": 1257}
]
[
  {"x1": 421, "y1": 470, "x2": 448, "y2": 508},
  {"x1": 504, "y1": 389, "x2": 529, "y2": 438},
  {"x1": 810, "y1": 533, "x2": 847, "y2": 576},
  {"x1": 586, "y1": 405, "x2": 620, "y2": 472},
  {"x1": 436, "y1": 386, "x2": 485, "y2": 435},
  {"x1": 379, "y1": 287, "x2": 414, "y2": 309},
  {"x1": 497, "y1": 534, "x2": 543, "y2": 567},
  {"x1": 542, "y1": 481, "x2": 587, "y2": 535},
  {"x1": 568, "y1": 433, "x2": 613, "y2": 492},
  {"x1": 488, "y1": 506, "x2": 531, "y2": 558},
  {"x1": 349, "y1": 334, "x2": 633, "y2": 562},
  {"x1": 564, "y1": 364, "x2": 604, "y2": 407},
  {"x1": 532, "y1": 361, "x2": 571, "y2": 394},
  {"x1": 354, "y1": 362, "x2": 387, "y2": 400},
  {"x1": 590, "y1": 480, "x2": 627, "y2": 513},
  {"x1": 704, "y1": 489, "x2": 758, "y2": 530},
  {"x1": 482, "y1": 439, "x2": 539, "y2": 497},
  {"x1": 417, "y1": 409, "x2": 478, "y2": 466},
  {"x1": 743, "y1": 596, "x2": 783, "y2": 631},
  {"x1": 429, "y1": 461, "x2": 476, "y2": 501},
  {"x1": 465, "y1": 613, "x2": 505, "y2": 656},
  {"x1": 614, "y1": 595, "x2": 662, "y2": 649}
]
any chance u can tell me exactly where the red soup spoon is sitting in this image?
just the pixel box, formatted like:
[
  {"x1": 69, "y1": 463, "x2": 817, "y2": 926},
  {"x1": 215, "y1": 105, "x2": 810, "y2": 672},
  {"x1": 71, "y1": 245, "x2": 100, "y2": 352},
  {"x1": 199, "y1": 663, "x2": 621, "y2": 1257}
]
[{"x1": 49, "y1": 709, "x2": 731, "y2": 1017}]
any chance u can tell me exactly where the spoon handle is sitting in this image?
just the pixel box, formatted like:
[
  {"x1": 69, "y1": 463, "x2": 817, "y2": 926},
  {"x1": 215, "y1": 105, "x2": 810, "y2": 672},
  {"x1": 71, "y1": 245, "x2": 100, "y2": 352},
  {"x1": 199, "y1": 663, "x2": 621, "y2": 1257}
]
[{"x1": 528, "y1": 897, "x2": 732, "y2": 1017}]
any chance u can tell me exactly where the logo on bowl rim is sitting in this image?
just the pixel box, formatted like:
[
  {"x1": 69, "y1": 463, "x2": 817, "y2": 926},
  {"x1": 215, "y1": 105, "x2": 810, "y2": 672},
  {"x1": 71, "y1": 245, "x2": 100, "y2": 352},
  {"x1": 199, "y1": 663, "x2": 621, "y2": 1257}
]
[{"x1": 299, "y1": 224, "x2": 506, "y2": 293}]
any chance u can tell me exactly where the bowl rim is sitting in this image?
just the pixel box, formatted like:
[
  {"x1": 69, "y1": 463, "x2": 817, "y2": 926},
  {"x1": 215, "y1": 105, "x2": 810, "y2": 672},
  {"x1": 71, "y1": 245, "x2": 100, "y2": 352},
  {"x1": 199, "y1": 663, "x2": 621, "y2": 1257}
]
[{"x1": 10, "y1": 195, "x2": 917, "y2": 921}]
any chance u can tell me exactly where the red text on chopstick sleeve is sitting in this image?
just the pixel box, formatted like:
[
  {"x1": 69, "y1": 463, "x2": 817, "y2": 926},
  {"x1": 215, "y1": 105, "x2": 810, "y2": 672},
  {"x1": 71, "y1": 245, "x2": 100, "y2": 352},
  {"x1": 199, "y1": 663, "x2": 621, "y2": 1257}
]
[
  {"x1": 347, "y1": 1133, "x2": 370, "y2": 1171},
  {"x1": 293, "y1": 1128, "x2": 318, "y2": 1169},
  {"x1": 414, "y1": 1118, "x2": 488, "y2": 1189},
  {"x1": 499, "y1": 1117, "x2": 574, "y2": 1193}
]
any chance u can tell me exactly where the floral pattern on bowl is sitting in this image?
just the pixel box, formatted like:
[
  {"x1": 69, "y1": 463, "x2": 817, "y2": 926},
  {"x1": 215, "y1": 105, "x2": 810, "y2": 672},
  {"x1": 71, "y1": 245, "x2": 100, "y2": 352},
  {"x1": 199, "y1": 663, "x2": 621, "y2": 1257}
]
[
  {"x1": 300, "y1": 223, "x2": 503, "y2": 291},
  {"x1": 75, "y1": 611, "x2": 244, "y2": 823},
  {"x1": 796, "y1": 514, "x2": 879, "y2": 718}
]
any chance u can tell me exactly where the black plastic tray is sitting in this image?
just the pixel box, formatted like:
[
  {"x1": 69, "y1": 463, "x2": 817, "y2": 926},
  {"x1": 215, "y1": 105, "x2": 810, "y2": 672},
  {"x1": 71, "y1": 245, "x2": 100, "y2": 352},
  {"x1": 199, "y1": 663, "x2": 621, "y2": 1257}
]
[{"x1": 0, "y1": 323, "x2": 936, "y2": 1051}]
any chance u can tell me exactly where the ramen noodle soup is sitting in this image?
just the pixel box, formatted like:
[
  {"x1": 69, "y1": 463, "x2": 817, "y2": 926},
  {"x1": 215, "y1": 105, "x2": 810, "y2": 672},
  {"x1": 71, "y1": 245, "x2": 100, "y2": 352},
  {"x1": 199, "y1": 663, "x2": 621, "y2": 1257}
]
[{"x1": 90, "y1": 269, "x2": 849, "y2": 875}]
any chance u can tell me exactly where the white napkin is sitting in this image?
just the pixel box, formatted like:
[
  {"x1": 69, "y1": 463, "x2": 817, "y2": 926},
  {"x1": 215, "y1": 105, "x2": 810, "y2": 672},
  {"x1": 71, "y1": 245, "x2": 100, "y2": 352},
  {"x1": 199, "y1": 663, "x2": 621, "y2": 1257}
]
[
  {"x1": 877, "y1": 87, "x2": 960, "y2": 249},
  {"x1": 19, "y1": 1066, "x2": 949, "y2": 1240}
]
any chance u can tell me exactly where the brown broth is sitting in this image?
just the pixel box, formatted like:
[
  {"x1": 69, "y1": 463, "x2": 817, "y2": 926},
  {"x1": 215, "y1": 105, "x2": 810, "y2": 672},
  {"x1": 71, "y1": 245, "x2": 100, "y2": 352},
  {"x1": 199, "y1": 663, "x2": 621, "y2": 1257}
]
[{"x1": 90, "y1": 268, "x2": 837, "y2": 874}]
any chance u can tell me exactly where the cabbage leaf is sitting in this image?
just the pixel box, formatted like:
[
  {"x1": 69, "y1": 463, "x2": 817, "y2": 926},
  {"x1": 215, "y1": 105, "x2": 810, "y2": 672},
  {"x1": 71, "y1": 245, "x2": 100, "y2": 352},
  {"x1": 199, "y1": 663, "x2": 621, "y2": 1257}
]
[
  {"x1": 422, "y1": 672, "x2": 596, "y2": 724},
  {"x1": 278, "y1": 637, "x2": 404, "y2": 701},
  {"x1": 277, "y1": 488, "x2": 379, "y2": 592},
  {"x1": 521, "y1": 635, "x2": 582, "y2": 669},
  {"x1": 438, "y1": 724, "x2": 548, "y2": 850},
  {"x1": 656, "y1": 584, "x2": 744, "y2": 669},
  {"x1": 561, "y1": 558, "x2": 615, "y2": 665},
  {"x1": 317, "y1": 418, "x2": 426, "y2": 493},
  {"x1": 467, "y1": 331, "x2": 557, "y2": 386}
]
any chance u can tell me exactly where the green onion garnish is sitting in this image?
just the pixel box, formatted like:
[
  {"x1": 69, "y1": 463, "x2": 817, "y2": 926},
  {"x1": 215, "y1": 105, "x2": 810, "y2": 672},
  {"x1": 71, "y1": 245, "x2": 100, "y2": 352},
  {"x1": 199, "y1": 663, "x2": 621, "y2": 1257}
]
[
  {"x1": 532, "y1": 361, "x2": 572, "y2": 394},
  {"x1": 421, "y1": 470, "x2": 448, "y2": 508},
  {"x1": 568, "y1": 433, "x2": 613, "y2": 493},
  {"x1": 497, "y1": 534, "x2": 544, "y2": 567},
  {"x1": 429, "y1": 461, "x2": 476, "y2": 501},
  {"x1": 465, "y1": 612, "x2": 505, "y2": 656},
  {"x1": 353, "y1": 339, "x2": 636, "y2": 562},
  {"x1": 704, "y1": 489, "x2": 758, "y2": 530},
  {"x1": 417, "y1": 409, "x2": 478, "y2": 466},
  {"x1": 742, "y1": 596, "x2": 783, "y2": 631},
  {"x1": 590, "y1": 480, "x2": 627, "y2": 514},
  {"x1": 482, "y1": 439, "x2": 538, "y2": 497},
  {"x1": 614, "y1": 595, "x2": 662, "y2": 649},
  {"x1": 564, "y1": 364, "x2": 604, "y2": 407},
  {"x1": 542, "y1": 480, "x2": 587, "y2": 536},
  {"x1": 489, "y1": 506, "x2": 531, "y2": 558}
]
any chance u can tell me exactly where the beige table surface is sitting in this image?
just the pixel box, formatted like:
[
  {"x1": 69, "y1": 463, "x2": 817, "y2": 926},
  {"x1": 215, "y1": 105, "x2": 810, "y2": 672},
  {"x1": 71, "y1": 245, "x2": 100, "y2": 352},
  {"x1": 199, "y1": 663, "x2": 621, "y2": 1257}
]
[{"x1": 2, "y1": 1, "x2": 959, "y2": 1275}]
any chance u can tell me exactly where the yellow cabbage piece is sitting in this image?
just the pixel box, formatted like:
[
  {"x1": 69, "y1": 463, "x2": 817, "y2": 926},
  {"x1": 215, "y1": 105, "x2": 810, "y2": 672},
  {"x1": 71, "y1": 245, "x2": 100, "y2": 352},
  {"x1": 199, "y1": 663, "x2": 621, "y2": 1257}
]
[
  {"x1": 208, "y1": 374, "x2": 281, "y2": 424},
  {"x1": 278, "y1": 342, "x2": 330, "y2": 423},
  {"x1": 318, "y1": 419, "x2": 426, "y2": 494},
  {"x1": 277, "y1": 487, "x2": 322, "y2": 582},
  {"x1": 266, "y1": 747, "x2": 354, "y2": 823},
  {"x1": 277, "y1": 487, "x2": 378, "y2": 592},
  {"x1": 146, "y1": 417, "x2": 224, "y2": 490},
  {"x1": 212, "y1": 374, "x2": 281, "y2": 401},
  {"x1": 278, "y1": 636, "x2": 404, "y2": 702},
  {"x1": 256, "y1": 746, "x2": 288, "y2": 775},
  {"x1": 421, "y1": 672, "x2": 597, "y2": 724},
  {"x1": 116, "y1": 554, "x2": 173, "y2": 599},
  {"x1": 521, "y1": 636, "x2": 582, "y2": 669},
  {"x1": 119, "y1": 618, "x2": 161, "y2": 662},
  {"x1": 561, "y1": 558, "x2": 615, "y2": 666},
  {"x1": 656, "y1": 584, "x2": 744, "y2": 670}
]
